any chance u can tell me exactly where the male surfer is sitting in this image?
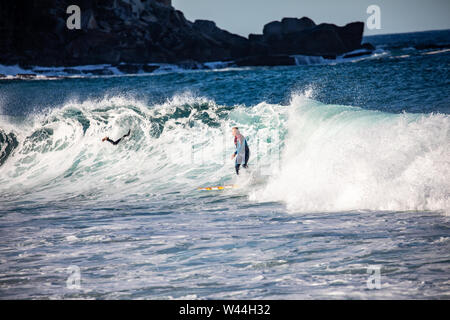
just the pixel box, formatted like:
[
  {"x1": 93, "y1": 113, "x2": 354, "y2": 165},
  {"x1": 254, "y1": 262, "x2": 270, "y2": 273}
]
[
  {"x1": 231, "y1": 127, "x2": 249, "y2": 175},
  {"x1": 102, "y1": 129, "x2": 131, "y2": 145}
]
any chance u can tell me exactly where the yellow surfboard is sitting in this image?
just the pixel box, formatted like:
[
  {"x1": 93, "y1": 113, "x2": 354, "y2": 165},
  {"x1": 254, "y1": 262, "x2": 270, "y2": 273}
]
[{"x1": 197, "y1": 184, "x2": 239, "y2": 191}]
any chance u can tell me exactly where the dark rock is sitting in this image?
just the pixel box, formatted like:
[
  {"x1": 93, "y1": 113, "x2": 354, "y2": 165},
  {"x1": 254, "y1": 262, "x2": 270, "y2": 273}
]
[
  {"x1": 0, "y1": 0, "x2": 368, "y2": 69},
  {"x1": 281, "y1": 17, "x2": 315, "y2": 34},
  {"x1": 252, "y1": 20, "x2": 367, "y2": 57},
  {"x1": 176, "y1": 60, "x2": 204, "y2": 70},
  {"x1": 116, "y1": 64, "x2": 141, "y2": 74},
  {"x1": 85, "y1": 68, "x2": 114, "y2": 76},
  {"x1": 192, "y1": 19, "x2": 249, "y2": 61},
  {"x1": 249, "y1": 34, "x2": 264, "y2": 42},
  {"x1": 0, "y1": 74, "x2": 6, "y2": 78},
  {"x1": 335, "y1": 22, "x2": 365, "y2": 52},
  {"x1": 361, "y1": 43, "x2": 376, "y2": 51},
  {"x1": 234, "y1": 55, "x2": 296, "y2": 67},
  {"x1": 193, "y1": 20, "x2": 217, "y2": 33},
  {"x1": 155, "y1": 0, "x2": 172, "y2": 6},
  {"x1": 263, "y1": 21, "x2": 283, "y2": 40},
  {"x1": 142, "y1": 64, "x2": 160, "y2": 73},
  {"x1": 300, "y1": 24, "x2": 348, "y2": 55}
]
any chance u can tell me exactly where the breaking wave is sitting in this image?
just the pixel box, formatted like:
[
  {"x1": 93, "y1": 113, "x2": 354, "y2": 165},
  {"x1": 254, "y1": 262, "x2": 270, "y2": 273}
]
[{"x1": 0, "y1": 91, "x2": 448, "y2": 214}]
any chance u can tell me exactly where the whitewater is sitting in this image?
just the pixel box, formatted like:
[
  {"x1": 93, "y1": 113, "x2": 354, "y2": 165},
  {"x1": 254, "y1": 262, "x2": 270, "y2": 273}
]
[
  {"x1": 1, "y1": 91, "x2": 448, "y2": 213},
  {"x1": 0, "y1": 30, "x2": 449, "y2": 299}
]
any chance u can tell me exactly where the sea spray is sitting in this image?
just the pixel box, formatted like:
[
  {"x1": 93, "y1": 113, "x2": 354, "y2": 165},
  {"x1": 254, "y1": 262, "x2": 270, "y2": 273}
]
[
  {"x1": 250, "y1": 92, "x2": 450, "y2": 214},
  {"x1": 1, "y1": 91, "x2": 448, "y2": 214},
  {"x1": 0, "y1": 93, "x2": 285, "y2": 202}
]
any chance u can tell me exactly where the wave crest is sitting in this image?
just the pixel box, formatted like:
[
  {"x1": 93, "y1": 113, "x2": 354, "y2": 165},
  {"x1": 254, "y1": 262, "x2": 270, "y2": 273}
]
[
  {"x1": 1, "y1": 91, "x2": 449, "y2": 214},
  {"x1": 250, "y1": 92, "x2": 450, "y2": 214}
]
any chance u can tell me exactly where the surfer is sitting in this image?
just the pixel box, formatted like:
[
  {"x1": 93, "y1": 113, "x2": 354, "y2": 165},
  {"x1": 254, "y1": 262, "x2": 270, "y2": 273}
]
[
  {"x1": 231, "y1": 127, "x2": 249, "y2": 175},
  {"x1": 102, "y1": 129, "x2": 131, "y2": 145}
]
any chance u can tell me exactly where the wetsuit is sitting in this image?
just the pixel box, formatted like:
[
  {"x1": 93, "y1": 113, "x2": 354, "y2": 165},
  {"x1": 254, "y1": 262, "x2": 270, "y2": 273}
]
[
  {"x1": 105, "y1": 129, "x2": 131, "y2": 145},
  {"x1": 234, "y1": 134, "x2": 249, "y2": 175}
]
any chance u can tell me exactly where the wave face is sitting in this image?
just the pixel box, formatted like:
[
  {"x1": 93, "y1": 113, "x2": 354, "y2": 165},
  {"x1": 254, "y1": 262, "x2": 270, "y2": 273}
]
[
  {"x1": 0, "y1": 129, "x2": 18, "y2": 166},
  {"x1": 0, "y1": 93, "x2": 283, "y2": 203},
  {"x1": 1, "y1": 92, "x2": 449, "y2": 214},
  {"x1": 250, "y1": 93, "x2": 450, "y2": 214}
]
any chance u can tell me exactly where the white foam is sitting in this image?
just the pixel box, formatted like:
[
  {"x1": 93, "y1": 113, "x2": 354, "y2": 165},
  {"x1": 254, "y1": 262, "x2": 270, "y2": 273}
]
[
  {"x1": 249, "y1": 92, "x2": 450, "y2": 215},
  {"x1": 423, "y1": 48, "x2": 450, "y2": 55},
  {"x1": 291, "y1": 49, "x2": 388, "y2": 66},
  {"x1": 0, "y1": 49, "x2": 389, "y2": 80},
  {"x1": 0, "y1": 93, "x2": 278, "y2": 200},
  {"x1": 204, "y1": 61, "x2": 233, "y2": 69},
  {"x1": 293, "y1": 55, "x2": 326, "y2": 65},
  {"x1": 2, "y1": 91, "x2": 448, "y2": 215}
]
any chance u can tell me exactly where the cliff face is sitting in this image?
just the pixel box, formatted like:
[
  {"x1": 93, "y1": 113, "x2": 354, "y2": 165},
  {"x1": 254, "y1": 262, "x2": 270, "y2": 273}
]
[
  {"x1": 0, "y1": 0, "x2": 249, "y2": 66},
  {"x1": 249, "y1": 17, "x2": 365, "y2": 57},
  {"x1": 0, "y1": 0, "x2": 370, "y2": 67}
]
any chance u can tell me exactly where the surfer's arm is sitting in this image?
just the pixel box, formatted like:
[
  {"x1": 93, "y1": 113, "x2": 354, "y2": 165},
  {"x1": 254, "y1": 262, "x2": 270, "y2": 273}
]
[
  {"x1": 235, "y1": 137, "x2": 244, "y2": 154},
  {"x1": 109, "y1": 137, "x2": 121, "y2": 145},
  {"x1": 102, "y1": 136, "x2": 121, "y2": 145},
  {"x1": 231, "y1": 139, "x2": 241, "y2": 159}
]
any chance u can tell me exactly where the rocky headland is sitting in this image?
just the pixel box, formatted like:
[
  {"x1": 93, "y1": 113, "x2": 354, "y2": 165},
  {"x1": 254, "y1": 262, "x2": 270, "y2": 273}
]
[{"x1": 0, "y1": 0, "x2": 375, "y2": 75}]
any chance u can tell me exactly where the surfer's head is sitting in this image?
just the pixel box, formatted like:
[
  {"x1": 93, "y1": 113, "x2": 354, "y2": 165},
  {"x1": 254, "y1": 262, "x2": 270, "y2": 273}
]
[{"x1": 232, "y1": 127, "x2": 240, "y2": 136}]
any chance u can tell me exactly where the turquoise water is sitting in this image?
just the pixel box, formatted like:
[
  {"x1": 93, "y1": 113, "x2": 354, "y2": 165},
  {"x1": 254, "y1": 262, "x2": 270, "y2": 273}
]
[{"x1": 0, "y1": 31, "x2": 449, "y2": 299}]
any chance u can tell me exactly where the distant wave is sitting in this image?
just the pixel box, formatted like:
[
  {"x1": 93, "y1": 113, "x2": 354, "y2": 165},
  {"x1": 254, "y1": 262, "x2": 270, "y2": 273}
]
[
  {"x1": 0, "y1": 63, "x2": 195, "y2": 80},
  {"x1": 0, "y1": 49, "x2": 390, "y2": 79},
  {"x1": 2, "y1": 46, "x2": 448, "y2": 80}
]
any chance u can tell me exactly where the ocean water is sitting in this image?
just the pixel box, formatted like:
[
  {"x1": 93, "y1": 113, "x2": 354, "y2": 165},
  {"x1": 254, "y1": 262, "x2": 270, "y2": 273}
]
[{"x1": 0, "y1": 30, "x2": 449, "y2": 299}]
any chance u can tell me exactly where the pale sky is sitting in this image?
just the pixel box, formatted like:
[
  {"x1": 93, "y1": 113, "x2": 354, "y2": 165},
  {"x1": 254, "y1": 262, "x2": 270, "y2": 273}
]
[{"x1": 172, "y1": 0, "x2": 450, "y2": 37}]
